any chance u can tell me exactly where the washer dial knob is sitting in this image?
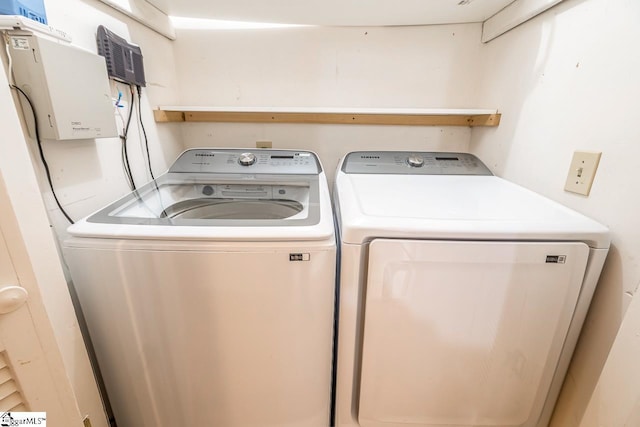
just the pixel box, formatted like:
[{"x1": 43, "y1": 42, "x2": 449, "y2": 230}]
[
  {"x1": 238, "y1": 152, "x2": 257, "y2": 166},
  {"x1": 407, "y1": 154, "x2": 424, "y2": 167}
]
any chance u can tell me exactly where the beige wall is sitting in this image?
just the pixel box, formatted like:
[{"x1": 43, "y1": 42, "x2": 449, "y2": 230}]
[
  {"x1": 171, "y1": 24, "x2": 486, "y2": 178},
  {"x1": 470, "y1": 0, "x2": 640, "y2": 424}
]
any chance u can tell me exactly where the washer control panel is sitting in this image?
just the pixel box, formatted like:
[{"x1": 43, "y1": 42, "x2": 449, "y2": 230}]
[
  {"x1": 342, "y1": 151, "x2": 493, "y2": 175},
  {"x1": 169, "y1": 149, "x2": 321, "y2": 174}
]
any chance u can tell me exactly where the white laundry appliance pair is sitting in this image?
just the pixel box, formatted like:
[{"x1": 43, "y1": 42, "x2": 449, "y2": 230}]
[
  {"x1": 332, "y1": 151, "x2": 609, "y2": 427},
  {"x1": 65, "y1": 148, "x2": 609, "y2": 427},
  {"x1": 64, "y1": 149, "x2": 336, "y2": 427}
]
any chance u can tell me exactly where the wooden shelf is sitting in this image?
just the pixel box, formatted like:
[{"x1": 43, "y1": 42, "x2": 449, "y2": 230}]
[{"x1": 154, "y1": 107, "x2": 501, "y2": 127}]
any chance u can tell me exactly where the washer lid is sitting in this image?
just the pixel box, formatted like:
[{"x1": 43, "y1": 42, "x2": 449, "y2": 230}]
[
  {"x1": 81, "y1": 149, "x2": 324, "y2": 228},
  {"x1": 335, "y1": 161, "x2": 610, "y2": 249},
  {"x1": 84, "y1": 172, "x2": 320, "y2": 227}
]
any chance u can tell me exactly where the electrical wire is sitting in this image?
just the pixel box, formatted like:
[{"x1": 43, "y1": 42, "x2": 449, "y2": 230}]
[
  {"x1": 3, "y1": 33, "x2": 15, "y2": 86},
  {"x1": 137, "y1": 85, "x2": 155, "y2": 180},
  {"x1": 112, "y1": 80, "x2": 126, "y2": 131},
  {"x1": 111, "y1": 81, "x2": 132, "y2": 188},
  {"x1": 120, "y1": 85, "x2": 136, "y2": 190},
  {"x1": 10, "y1": 85, "x2": 75, "y2": 224}
]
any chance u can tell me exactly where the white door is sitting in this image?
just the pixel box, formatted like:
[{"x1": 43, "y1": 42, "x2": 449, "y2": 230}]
[
  {"x1": 358, "y1": 239, "x2": 590, "y2": 427},
  {"x1": 0, "y1": 176, "x2": 83, "y2": 425}
]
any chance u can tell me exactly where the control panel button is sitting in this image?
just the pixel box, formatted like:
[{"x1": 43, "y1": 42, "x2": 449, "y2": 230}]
[
  {"x1": 238, "y1": 152, "x2": 257, "y2": 166},
  {"x1": 407, "y1": 154, "x2": 424, "y2": 167}
]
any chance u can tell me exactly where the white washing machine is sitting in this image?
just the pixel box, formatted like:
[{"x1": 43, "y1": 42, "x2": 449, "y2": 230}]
[
  {"x1": 64, "y1": 149, "x2": 336, "y2": 427},
  {"x1": 333, "y1": 151, "x2": 610, "y2": 427}
]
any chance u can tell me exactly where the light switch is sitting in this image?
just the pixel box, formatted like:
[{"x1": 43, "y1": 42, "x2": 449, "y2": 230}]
[{"x1": 564, "y1": 151, "x2": 602, "y2": 196}]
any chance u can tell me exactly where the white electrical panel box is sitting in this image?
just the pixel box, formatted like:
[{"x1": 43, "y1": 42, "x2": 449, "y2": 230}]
[{"x1": 9, "y1": 33, "x2": 118, "y2": 140}]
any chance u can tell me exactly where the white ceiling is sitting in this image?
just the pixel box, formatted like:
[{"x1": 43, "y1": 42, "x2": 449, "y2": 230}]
[{"x1": 146, "y1": 0, "x2": 517, "y2": 27}]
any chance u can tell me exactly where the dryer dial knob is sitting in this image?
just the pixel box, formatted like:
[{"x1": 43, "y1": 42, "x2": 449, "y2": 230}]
[
  {"x1": 407, "y1": 154, "x2": 424, "y2": 167},
  {"x1": 238, "y1": 152, "x2": 257, "y2": 166}
]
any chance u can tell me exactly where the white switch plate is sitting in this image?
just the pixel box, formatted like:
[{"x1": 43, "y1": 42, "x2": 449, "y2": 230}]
[{"x1": 564, "y1": 151, "x2": 602, "y2": 196}]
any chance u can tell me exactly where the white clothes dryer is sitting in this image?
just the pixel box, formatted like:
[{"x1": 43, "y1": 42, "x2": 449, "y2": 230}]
[
  {"x1": 333, "y1": 151, "x2": 610, "y2": 427},
  {"x1": 65, "y1": 149, "x2": 336, "y2": 427}
]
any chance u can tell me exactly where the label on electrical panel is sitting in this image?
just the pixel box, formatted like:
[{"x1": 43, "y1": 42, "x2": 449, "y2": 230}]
[{"x1": 10, "y1": 37, "x2": 30, "y2": 50}]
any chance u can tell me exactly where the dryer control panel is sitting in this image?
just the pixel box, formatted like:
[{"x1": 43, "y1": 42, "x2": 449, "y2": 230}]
[
  {"x1": 169, "y1": 149, "x2": 321, "y2": 174},
  {"x1": 341, "y1": 151, "x2": 493, "y2": 175}
]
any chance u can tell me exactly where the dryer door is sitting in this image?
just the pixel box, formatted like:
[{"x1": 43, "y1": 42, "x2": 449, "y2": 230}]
[{"x1": 358, "y1": 239, "x2": 589, "y2": 427}]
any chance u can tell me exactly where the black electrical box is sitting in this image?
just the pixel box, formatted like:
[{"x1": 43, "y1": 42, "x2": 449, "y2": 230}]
[{"x1": 96, "y1": 25, "x2": 146, "y2": 87}]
